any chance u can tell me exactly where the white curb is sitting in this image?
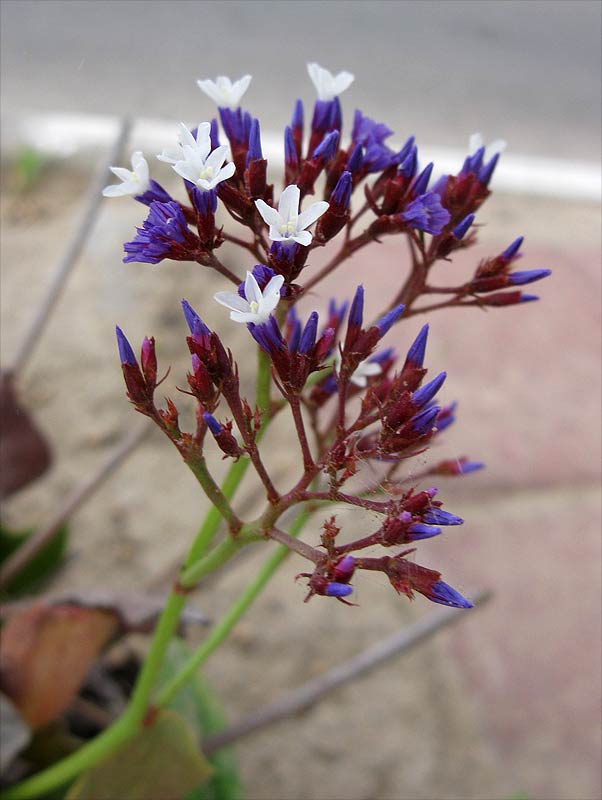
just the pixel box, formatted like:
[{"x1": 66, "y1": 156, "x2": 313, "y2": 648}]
[{"x1": 9, "y1": 112, "x2": 602, "y2": 204}]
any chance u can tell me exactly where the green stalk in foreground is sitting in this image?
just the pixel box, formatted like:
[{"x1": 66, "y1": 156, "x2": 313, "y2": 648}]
[{"x1": 1, "y1": 350, "x2": 299, "y2": 800}]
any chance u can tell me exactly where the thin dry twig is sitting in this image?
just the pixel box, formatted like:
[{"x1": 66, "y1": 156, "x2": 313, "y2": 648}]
[
  {"x1": 9, "y1": 118, "x2": 132, "y2": 380},
  {"x1": 203, "y1": 589, "x2": 491, "y2": 754},
  {"x1": 0, "y1": 420, "x2": 151, "y2": 590}
]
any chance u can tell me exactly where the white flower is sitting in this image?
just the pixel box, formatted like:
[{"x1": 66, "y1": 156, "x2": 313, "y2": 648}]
[
  {"x1": 157, "y1": 121, "x2": 212, "y2": 165},
  {"x1": 214, "y1": 271, "x2": 284, "y2": 324},
  {"x1": 197, "y1": 74, "x2": 252, "y2": 109},
  {"x1": 255, "y1": 185, "x2": 329, "y2": 246},
  {"x1": 335, "y1": 351, "x2": 382, "y2": 388},
  {"x1": 171, "y1": 137, "x2": 235, "y2": 191},
  {"x1": 469, "y1": 132, "x2": 507, "y2": 160},
  {"x1": 102, "y1": 151, "x2": 150, "y2": 197},
  {"x1": 307, "y1": 62, "x2": 354, "y2": 102}
]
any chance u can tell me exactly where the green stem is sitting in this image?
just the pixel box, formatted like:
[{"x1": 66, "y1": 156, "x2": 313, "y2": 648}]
[
  {"x1": 156, "y1": 506, "x2": 312, "y2": 708},
  {"x1": 3, "y1": 347, "x2": 282, "y2": 799},
  {"x1": 180, "y1": 536, "x2": 244, "y2": 587}
]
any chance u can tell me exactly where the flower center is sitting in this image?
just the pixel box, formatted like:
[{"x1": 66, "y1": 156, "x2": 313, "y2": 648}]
[
  {"x1": 279, "y1": 220, "x2": 297, "y2": 237},
  {"x1": 199, "y1": 164, "x2": 215, "y2": 181},
  {"x1": 249, "y1": 300, "x2": 260, "y2": 314}
]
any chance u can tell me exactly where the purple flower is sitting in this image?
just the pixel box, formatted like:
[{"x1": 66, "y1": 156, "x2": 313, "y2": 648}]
[
  {"x1": 401, "y1": 192, "x2": 451, "y2": 236},
  {"x1": 351, "y1": 111, "x2": 403, "y2": 173},
  {"x1": 123, "y1": 201, "x2": 199, "y2": 264}
]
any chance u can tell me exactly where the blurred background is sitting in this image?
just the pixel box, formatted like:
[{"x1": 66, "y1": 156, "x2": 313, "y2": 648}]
[{"x1": 1, "y1": 2, "x2": 601, "y2": 799}]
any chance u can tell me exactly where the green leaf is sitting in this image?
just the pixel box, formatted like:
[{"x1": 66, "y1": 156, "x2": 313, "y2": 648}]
[
  {"x1": 0, "y1": 523, "x2": 69, "y2": 597},
  {"x1": 65, "y1": 709, "x2": 212, "y2": 800},
  {"x1": 161, "y1": 639, "x2": 243, "y2": 800}
]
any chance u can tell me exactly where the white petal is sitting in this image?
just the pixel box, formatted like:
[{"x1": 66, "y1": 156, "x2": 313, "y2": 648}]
[
  {"x1": 255, "y1": 199, "x2": 282, "y2": 229},
  {"x1": 102, "y1": 183, "x2": 128, "y2": 197},
  {"x1": 262, "y1": 274, "x2": 285, "y2": 301},
  {"x1": 197, "y1": 78, "x2": 222, "y2": 105},
  {"x1": 178, "y1": 122, "x2": 197, "y2": 149},
  {"x1": 350, "y1": 373, "x2": 368, "y2": 388},
  {"x1": 278, "y1": 184, "x2": 300, "y2": 222},
  {"x1": 172, "y1": 160, "x2": 199, "y2": 183},
  {"x1": 110, "y1": 166, "x2": 133, "y2": 181},
  {"x1": 157, "y1": 147, "x2": 181, "y2": 165},
  {"x1": 231, "y1": 74, "x2": 252, "y2": 104},
  {"x1": 297, "y1": 201, "x2": 329, "y2": 231},
  {"x1": 487, "y1": 138, "x2": 507, "y2": 157},
  {"x1": 469, "y1": 132, "x2": 483, "y2": 152},
  {"x1": 215, "y1": 161, "x2": 235, "y2": 182},
  {"x1": 244, "y1": 271, "x2": 263, "y2": 305},
  {"x1": 229, "y1": 310, "x2": 263, "y2": 324},
  {"x1": 195, "y1": 122, "x2": 212, "y2": 161},
  {"x1": 292, "y1": 230, "x2": 312, "y2": 246},
  {"x1": 307, "y1": 62, "x2": 327, "y2": 98},
  {"x1": 214, "y1": 291, "x2": 250, "y2": 313},
  {"x1": 332, "y1": 70, "x2": 354, "y2": 96},
  {"x1": 131, "y1": 151, "x2": 148, "y2": 177},
  {"x1": 204, "y1": 145, "x2": 229, "y2": 172},
  {"x1": 358, "y1": 362, "x2": 382, "y2": 377}
]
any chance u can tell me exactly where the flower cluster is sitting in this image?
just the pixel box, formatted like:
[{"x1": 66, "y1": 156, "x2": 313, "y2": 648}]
[{"x1": 107, "y1": 63, "x2": 550, "y2": 609}]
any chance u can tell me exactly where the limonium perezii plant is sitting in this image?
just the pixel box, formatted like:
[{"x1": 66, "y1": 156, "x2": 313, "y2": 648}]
[{"x1": 7, "y1": 62, "x2": 551, "y2": 798}]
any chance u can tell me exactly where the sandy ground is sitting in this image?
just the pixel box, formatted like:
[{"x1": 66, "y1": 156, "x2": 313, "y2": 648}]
[{"x1": 1, "y1": 159, "x2": 601, "y2": 799}]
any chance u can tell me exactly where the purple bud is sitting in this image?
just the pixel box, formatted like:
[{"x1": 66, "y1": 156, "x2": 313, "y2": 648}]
[
  {"x1": 458, "y1": 461, "x2": 485, "y2": 474},
  {"x1": 210, "y1": 118, "x2": 220, "y2": 150},
  {"x1": 520, "y1": 293, "x2": 539, "y2": 303},
  {"x1": 347, "y1": 143, "x2": 364, "y2": 173},
  {"x1": 330, "y1": 171, "x2": 352, "y2": 210},
  {"x1": 292, "y1": 99, "x2": 304, "y2": 131},
  {"x1": 333, "y1": 555, "x2": 356, "y2": 582},
  {"x1": 501, "y1": 236, "x2": 524, "y2": 260},
  {"x1": 428, "y1": 581, "x2": 473, "y2": 608},
  {"x1": 408, "y1": 523, "x2": 442, "y2": 540},
  {"x1": 410, "y1": 406, "x2": 440, "y2": 435},
  {"x1": 299, "y1": 311, "x2": 319, "y2": 355},
  {"x1": 422, "y1": 508, "x2": 464, "y2": 526},
  {"x1": 412, "y1": 372, "x2": 447, "y2": 408},
  {"x1": 313, "y1": 130, "x2": 340, "y2": 161},
  {"x1": 237, "y1": 264, "x2": 277, "y2": 298},
  {"x1": 284, "y1": 126, "x2": 298, "y2": 168},
  {"x1": 479, "y1": 153, "x2": 499, "y2": 186},
  {"x1": 404, "y1": 324, "x2": 429, "y2": 368},
  {"x1": 508, "y1": 269, "x2": 551, "y2": 286},
  {"x1": 399, "y1": 146, "x2": 418, "y2": 178},
  {"x1": 325, "y1": 582, "x2": 354, "y2": 598},
  {"x1": 247, "y1": 118, "x2": 263, "y2": 163},
  {"x1": 203, "y1": 412, "x2": 222, "y2": 435},
  {"x1": 375, "y1": 303, "x2": 405, "y2": 337},
  {"x1": 116, "y1": 326, "x2": 137, "y2": 366},
  {"x1": 411, "y1": 162, "x2": 434, "y2": 196},
  {"x1": 453, "y1": 213, "x2": 475, "y2": 240},
  {"x1": 398, "y1": 135, "x2": 415, "y2": 162},
  {"x1": 181, "y1": 300, "x2": 211, "y2": 337},
  {"x1": 348, "y1": 285, "x2": 365, "y2": 329}
]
